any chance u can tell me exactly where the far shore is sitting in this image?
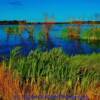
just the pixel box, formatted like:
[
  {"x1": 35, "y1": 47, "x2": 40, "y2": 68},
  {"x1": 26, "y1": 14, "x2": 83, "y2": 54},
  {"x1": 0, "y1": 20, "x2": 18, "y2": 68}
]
[{"x1": 0, "y1": 20, "x2": 100, "y2": 25}]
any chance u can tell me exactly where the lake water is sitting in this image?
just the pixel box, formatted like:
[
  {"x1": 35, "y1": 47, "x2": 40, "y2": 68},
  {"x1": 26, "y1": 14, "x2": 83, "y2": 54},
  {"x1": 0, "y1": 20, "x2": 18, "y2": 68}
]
[{"x1": 0, "y1": 24, "x2": 100, "y2": 60}]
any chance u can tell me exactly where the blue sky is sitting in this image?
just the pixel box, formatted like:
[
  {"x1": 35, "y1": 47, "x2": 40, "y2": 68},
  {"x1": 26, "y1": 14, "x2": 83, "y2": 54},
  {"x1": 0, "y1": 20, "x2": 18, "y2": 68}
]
[{"x1": 0, "y1": 0, "x2": 100, "y2": 22}]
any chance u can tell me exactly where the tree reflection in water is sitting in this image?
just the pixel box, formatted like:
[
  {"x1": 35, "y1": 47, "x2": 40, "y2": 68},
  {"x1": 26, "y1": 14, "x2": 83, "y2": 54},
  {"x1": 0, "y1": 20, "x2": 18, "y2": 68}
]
[
  {"x1": 37, "y1": 23, "x2": 54, "y2": 51},
  {"x1": 26, "y1": 24, "x2": 34, "y2": 44},
  {"x1": 4, "y1": 24, "x2": 25, "y2": 43}
]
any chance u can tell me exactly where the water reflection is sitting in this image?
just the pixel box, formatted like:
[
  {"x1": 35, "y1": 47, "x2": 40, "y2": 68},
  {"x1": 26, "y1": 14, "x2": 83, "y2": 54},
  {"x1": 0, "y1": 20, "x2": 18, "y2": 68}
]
[
  {"x1": 0, "y1": 24, "x2": 100, "y2": 57},
  {"x1": 37, "y1": 23, "x2": 54, "y2": 51},
  {"x1": 82, "y1": 40, "x2": 100, "y2": 52}
]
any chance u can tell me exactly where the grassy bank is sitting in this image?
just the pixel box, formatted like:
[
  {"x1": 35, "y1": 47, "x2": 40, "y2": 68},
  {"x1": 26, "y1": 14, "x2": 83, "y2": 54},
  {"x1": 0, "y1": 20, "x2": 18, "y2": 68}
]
[{"x1": 0, "y1": 48, "x2": 100, "y2": 100}]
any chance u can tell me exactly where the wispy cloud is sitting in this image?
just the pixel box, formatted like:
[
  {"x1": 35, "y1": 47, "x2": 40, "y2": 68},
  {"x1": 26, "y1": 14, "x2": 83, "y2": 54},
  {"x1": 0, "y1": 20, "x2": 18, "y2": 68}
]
[{"x1": 8, "y1": 0, "x2": 23, "y2": 6}]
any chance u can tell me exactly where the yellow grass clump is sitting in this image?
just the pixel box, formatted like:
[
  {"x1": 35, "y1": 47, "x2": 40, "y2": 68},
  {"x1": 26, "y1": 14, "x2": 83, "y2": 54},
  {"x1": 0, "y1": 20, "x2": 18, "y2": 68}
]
[{"x1": 0, "y1": 64, "x2": 100, "y2": 100}]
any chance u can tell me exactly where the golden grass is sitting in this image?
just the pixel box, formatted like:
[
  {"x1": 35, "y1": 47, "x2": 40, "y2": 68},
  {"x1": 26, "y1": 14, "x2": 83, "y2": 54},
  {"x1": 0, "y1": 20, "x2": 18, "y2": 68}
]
[{"x1": 0, "y1": 65, "x2": 100, "y2": 100}]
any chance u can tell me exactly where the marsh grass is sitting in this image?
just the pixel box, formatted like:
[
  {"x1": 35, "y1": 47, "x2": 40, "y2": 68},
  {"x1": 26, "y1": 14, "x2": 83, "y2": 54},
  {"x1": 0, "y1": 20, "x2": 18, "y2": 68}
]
[
  {"x1": 0, "y1": 48, "x2": 100, "y2": 100},
  {"x1": 82, "y1": 27, "x2": 100, "y2": 41},
  {"x1": 3, "y1": 24, "x2": 100, "y2": 43}
]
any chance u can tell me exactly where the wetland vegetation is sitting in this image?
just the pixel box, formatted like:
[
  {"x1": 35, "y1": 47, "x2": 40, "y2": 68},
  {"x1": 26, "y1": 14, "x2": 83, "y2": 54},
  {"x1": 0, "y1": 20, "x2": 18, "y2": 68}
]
[{"x1": 0, "y1": 22, "x2": 100, "y2": 100}]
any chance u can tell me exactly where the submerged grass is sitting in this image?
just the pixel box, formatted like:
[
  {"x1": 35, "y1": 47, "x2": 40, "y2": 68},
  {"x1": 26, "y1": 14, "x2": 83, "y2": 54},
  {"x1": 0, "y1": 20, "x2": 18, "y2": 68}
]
[
  {"x1": 0, "y1": 48, "x2": 100, "y2": 100},
  {"x1": 3, "y1": 24, "x2": 100, "y2": 41}
]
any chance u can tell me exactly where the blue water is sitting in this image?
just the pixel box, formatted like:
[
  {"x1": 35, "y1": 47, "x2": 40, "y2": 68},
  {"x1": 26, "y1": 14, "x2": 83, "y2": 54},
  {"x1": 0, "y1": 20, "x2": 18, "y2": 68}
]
[{"x1": 0, "y1": 24, "x2": 100, "y2": 60}]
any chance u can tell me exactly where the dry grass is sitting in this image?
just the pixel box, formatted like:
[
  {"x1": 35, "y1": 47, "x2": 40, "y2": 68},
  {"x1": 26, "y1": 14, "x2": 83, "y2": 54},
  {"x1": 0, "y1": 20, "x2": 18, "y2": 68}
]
[{"x1": 0, "y1": 64, "x2": 100, "y2": 100}]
